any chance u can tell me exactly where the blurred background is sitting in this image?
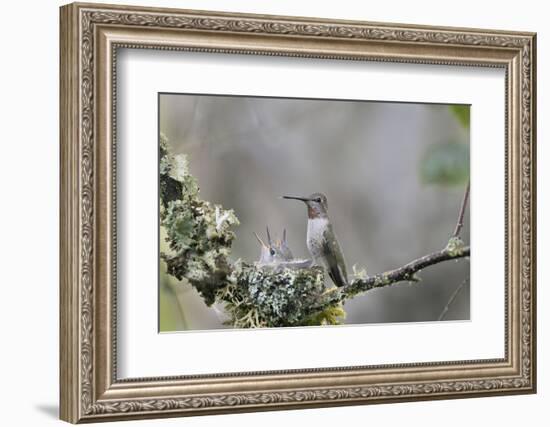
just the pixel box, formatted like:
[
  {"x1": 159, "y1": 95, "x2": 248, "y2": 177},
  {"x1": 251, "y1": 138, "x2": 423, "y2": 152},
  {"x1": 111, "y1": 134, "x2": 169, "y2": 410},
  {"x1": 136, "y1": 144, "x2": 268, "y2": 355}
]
[{"x1": 159, "y1": 94, "x2": 470, "y2": 331}]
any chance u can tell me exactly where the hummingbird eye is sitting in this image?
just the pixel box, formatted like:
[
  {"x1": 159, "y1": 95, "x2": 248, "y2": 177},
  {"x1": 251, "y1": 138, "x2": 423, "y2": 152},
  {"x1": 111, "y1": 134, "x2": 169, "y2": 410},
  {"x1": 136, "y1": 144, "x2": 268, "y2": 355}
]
[
  {"x1": 269, "y1": 248, "x2": 275, "y2": 256},
  {"x1": 315, "y1": 197, "x2": 322, "y2": 203}
]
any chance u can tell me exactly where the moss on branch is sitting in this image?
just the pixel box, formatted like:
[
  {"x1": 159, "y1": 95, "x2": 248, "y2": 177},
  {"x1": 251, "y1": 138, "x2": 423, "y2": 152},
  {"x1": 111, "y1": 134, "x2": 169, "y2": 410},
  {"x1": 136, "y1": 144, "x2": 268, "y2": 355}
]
[{"x1": 218, "y1": 264, "x2": 344, "y2": 328}]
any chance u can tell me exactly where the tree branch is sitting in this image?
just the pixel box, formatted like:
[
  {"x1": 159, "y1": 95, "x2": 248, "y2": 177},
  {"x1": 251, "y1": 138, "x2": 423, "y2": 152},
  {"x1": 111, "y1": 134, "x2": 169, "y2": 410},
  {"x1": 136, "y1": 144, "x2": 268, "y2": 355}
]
[
  {"x1": 437, "y1": 276, "x2": 469, "y2": 321},
  {"x1": 452, "y1": 180, "x2": 470, "y2": 238},
  {"x1": 318, "y1": 180, "x2": 471, "y2": 309},
  {"x1": 318, "y1": 244, "x2": 470, "y2": 308}
]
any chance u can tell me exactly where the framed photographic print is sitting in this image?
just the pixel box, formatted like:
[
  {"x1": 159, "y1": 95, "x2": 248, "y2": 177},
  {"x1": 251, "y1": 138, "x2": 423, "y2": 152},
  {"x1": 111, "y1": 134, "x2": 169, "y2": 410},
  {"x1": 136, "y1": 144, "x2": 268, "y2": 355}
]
[{"x1": 60, "y1": 2, "x2": 537, "y2": 423}]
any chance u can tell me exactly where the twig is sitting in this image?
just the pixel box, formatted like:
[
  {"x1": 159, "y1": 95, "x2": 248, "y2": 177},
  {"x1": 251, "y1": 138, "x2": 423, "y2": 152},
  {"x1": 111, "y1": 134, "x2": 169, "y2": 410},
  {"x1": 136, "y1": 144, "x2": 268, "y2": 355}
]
[
  {"x1": 453, "y1": 180, "x2": 470, "y2": 238},
  {"x1": 319, "y1": 245, "x2": 470, "y2": 307},
  {"x1": 437, "y1": 276, "x2": 469, "y2": 321}
]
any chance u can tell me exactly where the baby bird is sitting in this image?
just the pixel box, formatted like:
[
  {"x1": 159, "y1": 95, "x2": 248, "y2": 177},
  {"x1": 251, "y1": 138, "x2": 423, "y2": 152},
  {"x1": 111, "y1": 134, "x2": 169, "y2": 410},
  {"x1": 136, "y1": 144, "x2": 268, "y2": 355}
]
[{"x1": 254, "y1": 227, "x2": 294, "y2": 265}]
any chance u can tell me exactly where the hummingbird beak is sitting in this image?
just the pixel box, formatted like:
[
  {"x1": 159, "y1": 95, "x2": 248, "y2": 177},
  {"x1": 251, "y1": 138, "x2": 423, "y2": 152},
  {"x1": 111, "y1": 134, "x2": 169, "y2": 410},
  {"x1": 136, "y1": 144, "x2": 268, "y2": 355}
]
[
  {"x1": 282, "y1": 195, "x2": 311, "y2": 203},
  {"x1": 253, "y1": 232, "x2": 267, "y2": 248},
  {"x1": 266, "y1": 226, "x2": 273, "y2": 247}
]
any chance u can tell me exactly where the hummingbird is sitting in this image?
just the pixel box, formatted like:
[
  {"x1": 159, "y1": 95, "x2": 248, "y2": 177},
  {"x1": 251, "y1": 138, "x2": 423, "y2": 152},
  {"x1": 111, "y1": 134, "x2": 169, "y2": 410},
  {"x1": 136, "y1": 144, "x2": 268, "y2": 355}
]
[
  {"x1": 254, "y1": 226, "x2": 294, "y2": 265},
  {"x1": 282, "y1": 193, "x2": 348, "y2": 287}
]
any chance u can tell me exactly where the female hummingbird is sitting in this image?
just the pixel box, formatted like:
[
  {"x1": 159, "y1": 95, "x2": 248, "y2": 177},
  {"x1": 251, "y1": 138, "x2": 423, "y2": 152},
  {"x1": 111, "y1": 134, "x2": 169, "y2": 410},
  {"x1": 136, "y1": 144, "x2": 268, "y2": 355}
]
[{"x1": 283, "y1": 193, "x2": 348, "y2": 287}]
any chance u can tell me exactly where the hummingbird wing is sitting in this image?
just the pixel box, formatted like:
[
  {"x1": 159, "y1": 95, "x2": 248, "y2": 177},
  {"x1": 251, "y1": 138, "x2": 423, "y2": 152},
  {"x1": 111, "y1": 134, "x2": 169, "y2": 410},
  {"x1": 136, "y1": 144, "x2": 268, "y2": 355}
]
[{"x1": 322, "y1": 226, "x2": 348, "y2": 287}]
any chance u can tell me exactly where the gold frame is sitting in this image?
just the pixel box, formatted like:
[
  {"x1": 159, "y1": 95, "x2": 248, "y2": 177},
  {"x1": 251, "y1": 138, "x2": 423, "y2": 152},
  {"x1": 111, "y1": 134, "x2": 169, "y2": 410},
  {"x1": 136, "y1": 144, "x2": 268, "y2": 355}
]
[{"x1": 60, "y1": 2, "x2": 537, "y2": 423}]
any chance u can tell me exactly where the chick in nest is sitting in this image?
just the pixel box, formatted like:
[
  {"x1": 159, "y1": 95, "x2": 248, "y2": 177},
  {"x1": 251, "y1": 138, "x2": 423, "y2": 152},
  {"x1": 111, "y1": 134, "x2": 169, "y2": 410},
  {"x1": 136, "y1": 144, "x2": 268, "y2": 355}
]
[{"x1": 254, "y1": 227, "x2": 312, "y2": 269}]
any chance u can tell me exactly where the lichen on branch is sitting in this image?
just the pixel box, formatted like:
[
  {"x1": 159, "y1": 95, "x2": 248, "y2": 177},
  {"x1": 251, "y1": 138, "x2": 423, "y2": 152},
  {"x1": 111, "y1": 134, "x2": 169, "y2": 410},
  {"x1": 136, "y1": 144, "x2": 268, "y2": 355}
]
[
  {"x1": 218, "y1": 264, "x2": 344, "y2": 328},
  {"x1": 160, "y1": 134, "x2": 342, "y2": 326},
  {"x1": 160, "y1": 134, "x2": 239, "y2": 306}
]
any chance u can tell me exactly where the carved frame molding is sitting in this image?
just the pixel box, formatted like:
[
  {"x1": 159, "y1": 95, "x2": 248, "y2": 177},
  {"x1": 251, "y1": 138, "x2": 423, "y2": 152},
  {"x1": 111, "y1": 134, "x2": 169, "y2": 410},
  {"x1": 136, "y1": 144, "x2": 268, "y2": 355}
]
[{"x1": 60, "y1": 2, "x2": 536, "y2": 423}]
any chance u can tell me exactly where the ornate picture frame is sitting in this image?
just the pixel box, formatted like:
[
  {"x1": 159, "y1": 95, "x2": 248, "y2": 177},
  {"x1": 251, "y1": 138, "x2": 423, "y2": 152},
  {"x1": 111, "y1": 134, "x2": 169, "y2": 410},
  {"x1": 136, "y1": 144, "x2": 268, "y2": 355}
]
[{"x1": 60, "y1": 2, "x2": 536, "y2": 423}]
